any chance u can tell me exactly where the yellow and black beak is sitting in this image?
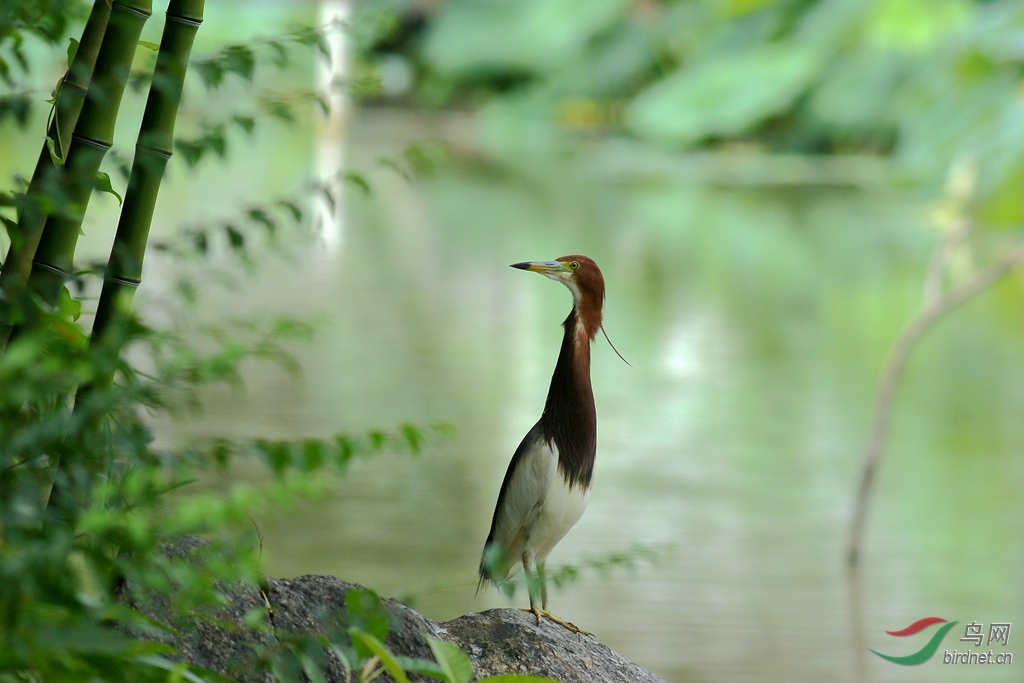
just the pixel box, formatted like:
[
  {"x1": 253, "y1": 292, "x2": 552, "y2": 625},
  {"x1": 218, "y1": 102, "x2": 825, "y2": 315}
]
[{"x1": 511, "y1": 261, "x2": 568, "y2": 274}]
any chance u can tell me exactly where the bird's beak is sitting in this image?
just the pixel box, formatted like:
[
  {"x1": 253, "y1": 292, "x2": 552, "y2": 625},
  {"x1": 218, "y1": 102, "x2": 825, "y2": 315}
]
[{"x1": 510, "y1": 261, "x2": 567, "y2": 274}]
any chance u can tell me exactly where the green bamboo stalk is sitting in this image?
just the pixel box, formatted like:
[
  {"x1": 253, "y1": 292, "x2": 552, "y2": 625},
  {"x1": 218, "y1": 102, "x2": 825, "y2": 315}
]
[
  {"x1": 0, "y1": 0, "x2": 112, "y2": 351},
  {"x1": 23, "y1": 0, "x2": 154, "y2": 312},
  {"x1": 86, "y1": 0, "x2": 204, "y2": 392}
]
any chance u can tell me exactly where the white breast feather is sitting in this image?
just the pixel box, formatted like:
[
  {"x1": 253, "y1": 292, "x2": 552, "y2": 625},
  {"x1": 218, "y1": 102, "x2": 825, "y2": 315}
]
[{"x1": 490, "y1": 439, "x2": 590, "y2": 577}]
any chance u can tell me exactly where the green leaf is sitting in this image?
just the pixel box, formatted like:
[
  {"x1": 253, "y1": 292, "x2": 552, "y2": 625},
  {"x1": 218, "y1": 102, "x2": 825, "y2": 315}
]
[
  {"x1": 268, "y1": 40, "x2": 289, "y2": 68},
  {"x1": 343, "y1": 172, "x2": 372, "y2": 195},
  {"x1": 247, "y1": 208, "x2": 276, "y2": 234},
  {"x1": 477, "y1": 677, "x2": 562, "y2": 683},
  {"x1": 195, "y1": 60, "x2": 224, "y2": 89},
  {"x1": 626, "y1": 45, "x2": 823, "y2": 145},
  {"x1": 867, "y1": 0, "x2": 971, "y2": 53},
  {"x1": 278, "y1": 199, "x2": 302, "y2": 222},
  {"x1": 137, "y1": 655, "x2": 224, "y2": 683},
  {"x1": 58, "y1": 286, "x2": 82, "y2": 322},
  {"x1": 226, "y1": 225, "x2": 245, "y2": 250},
  {"x1": 348, "y1": 629, "x2": 410, "y2": 683},
  {"x1": 299, "y1": 653, "x2": 329, "y2": 683},
  {"x1": 393, "y1": 656, "x2": 449, "y2": 682},
  {"x1": 270, "y1": 651, "x2": 303, "y2": 683},
  {"x1": 346, "y1": 589, "x2": 388, "y2": 647},
  {"x1": 222, "y1": 45, "x2": 255, "y2": 81},
  {"x1": 426, "y1": 636, "x2": 473, "y2": 683},
  {"x1": 94, "y1": 171, "x2": 123, "y2": 205},
  {"x1": 46, "y1": 135, "x2": 63, "y2": 165},
  {"x1": 138, "y1": 40, "x2": 161, "y2": 51},
  {"x1": 233, "y1": 114, "x2": 255, "y2": 134},
  {"x1": 67, "y1": 37, "x2": 79, "y2": 66}
]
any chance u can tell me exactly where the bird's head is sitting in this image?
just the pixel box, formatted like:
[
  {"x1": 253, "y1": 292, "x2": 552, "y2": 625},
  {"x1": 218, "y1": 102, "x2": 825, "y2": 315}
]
[{"x1": 511, "y1": 255, "x2": 605, "y2": 337}]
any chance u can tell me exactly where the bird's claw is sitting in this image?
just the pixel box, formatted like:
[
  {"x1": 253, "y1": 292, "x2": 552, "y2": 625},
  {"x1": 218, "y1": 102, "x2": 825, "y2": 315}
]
[{"x1": 519, "y1": 607, "x2": 591, "y2": 636}]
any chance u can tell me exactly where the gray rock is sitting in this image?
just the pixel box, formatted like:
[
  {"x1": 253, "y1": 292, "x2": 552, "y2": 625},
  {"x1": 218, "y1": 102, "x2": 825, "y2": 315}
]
[
  {"x1": 125, "y1": 539, "x2": 664, "y2": 683},
  {"x1": 443, "y1": 609, "x2": 665, "y2": 683}
]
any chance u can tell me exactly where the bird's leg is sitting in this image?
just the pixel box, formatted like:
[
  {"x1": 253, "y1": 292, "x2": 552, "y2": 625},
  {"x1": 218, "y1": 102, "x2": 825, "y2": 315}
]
[
  {"x1": 538, "y1": 561, "x2": 548, "y2": 611},
  {"x1": 521, "y1": 560, "x2": 591, "y2": 636},
  {"x1": 520, "y1": 554, "x2": 543, "y2": 626}
]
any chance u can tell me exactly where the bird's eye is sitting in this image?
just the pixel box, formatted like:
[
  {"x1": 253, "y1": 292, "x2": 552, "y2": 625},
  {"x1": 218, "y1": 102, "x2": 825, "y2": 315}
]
[{"x1": 570, "y1": 261, "x2": 580, "y2": 270}]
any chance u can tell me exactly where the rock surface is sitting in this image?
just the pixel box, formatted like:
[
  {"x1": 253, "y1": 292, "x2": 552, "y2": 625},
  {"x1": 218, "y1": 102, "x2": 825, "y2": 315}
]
[{"x1": 125, "y1": 539, "x2": 665, "y2": 683}]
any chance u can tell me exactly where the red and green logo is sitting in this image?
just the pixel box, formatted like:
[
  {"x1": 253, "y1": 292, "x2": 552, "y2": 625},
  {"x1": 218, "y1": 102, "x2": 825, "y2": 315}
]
[{"x1": 872, "y1": 617, "x2": 959, "y2": 665}]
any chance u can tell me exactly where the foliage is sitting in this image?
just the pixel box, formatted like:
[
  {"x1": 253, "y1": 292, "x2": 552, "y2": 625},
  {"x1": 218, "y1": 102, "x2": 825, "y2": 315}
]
[
  {"x1": 0, "y1": 4, "x2": 553, "y2": 683},
  {"x1": 359, "y1": 0, "x2": 1024, "y2": 221}
]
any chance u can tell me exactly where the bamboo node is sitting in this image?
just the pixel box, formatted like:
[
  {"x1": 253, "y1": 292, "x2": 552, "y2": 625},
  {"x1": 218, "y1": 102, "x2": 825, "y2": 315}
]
[
  {"x1": 71, "y1": 134, "x2": 113, "y2": 152},
  {"x1": 111, "y1": 1, "x2": 153, "y2": 19},
  {"x1": 104, "y1": 276, "x2": 141, "y2": 288},
  {"x1": 31, "y1": 260, "x2": 72, "y2": 279},
  {"x1": 166, "y1": 12, "x2": 203, "y2": 28}
]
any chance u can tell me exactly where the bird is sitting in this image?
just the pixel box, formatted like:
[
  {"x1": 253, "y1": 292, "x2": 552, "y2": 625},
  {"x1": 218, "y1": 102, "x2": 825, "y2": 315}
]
[{"x1": 478, "y1": 255, "x2": 606, "y2": 633}]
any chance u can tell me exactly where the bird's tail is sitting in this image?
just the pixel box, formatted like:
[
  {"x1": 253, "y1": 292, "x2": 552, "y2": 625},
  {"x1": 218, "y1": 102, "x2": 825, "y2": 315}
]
[{"x1": 476, "y1": 542, "x2": 504, "y2": 597}]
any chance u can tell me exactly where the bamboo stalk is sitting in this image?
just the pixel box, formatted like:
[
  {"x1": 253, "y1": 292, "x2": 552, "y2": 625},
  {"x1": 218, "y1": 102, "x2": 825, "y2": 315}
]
[
  {"x1": 0, "y1": 0, "x2": 112, "y2": 351},
  {"x1": 23, "y1": 0, "x2": 154, "y2": 313},
  {"x1": 86, "y1": 0, "x2": 205, "y2": 392}
]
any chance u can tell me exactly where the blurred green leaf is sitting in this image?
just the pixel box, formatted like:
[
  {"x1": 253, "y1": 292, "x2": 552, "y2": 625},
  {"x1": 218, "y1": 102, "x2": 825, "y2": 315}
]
[
  {"x1": 57, "y1": 286, "x2": 81, "y2": 322},
  {"x1": 346, "y1": 588, "x2": 388, "y2": 652},
  {"x1": 477, "y1": 677, "x2": 562, "y2": 683},
  {"x1": 349, "y1": 629, "x2": 410, "y2": 683},
  {"x1": 66, "y1": 37, "x2": 78, "y2": 65},
  {"x1": 426, "y1": 636, "x2": 473, "y2": 683},
  {"x1": 626, "y1": 45, "x2": 823, "y2": 145},
  {"x1": 424, "y1": 0, "x2": 627, "y2": 75},
  {"x1": 867, "y1": 0, "x2": 972, "y2": 52}
]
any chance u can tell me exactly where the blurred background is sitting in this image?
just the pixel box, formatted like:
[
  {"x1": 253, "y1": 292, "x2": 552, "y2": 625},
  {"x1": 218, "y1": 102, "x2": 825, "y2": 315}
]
[{"x1": 3, "y1": 0, "x2": 1024, "y2": 681}]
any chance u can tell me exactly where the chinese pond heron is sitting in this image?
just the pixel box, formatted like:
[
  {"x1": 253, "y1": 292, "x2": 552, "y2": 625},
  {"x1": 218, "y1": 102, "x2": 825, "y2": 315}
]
[{"x1": 478, "y1": 255, "x2": 612, "y2": 633}]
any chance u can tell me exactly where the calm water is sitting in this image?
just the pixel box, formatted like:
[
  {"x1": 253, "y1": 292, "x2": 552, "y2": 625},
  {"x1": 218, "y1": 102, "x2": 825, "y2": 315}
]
[
  {"x1": 4, "y1": 33, "x2": 1024, "y2": 682},
  {"x1": 153, "y1": 109, "x2": 1024, "y2": 683}
]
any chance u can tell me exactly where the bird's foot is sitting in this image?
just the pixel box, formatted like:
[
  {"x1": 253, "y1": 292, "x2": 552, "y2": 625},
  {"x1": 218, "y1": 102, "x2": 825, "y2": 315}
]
[{"x1": 519, "y1": 607, "x2": 591, "y2": 635}]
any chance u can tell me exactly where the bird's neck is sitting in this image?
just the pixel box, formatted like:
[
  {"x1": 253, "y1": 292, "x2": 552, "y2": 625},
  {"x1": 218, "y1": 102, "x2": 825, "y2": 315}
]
[{"x1": 540, "y1": 304, "x2": 597, "y2": 488}]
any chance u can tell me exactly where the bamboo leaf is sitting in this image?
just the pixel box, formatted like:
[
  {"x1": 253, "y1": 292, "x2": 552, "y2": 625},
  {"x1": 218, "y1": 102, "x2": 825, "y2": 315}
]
[
  {"x1": 67, "y1": 37, "x2": 79, "y2": 66},
  {"x1": 348, "y1": 629, "x2": 409, "y2": 683},
  {"x1": 477, "y1": 677, "x2": 561, "y2": 683},
  {"x1": 393, "y1": 657, "x2": 449, "y2": 681},
  {"x1": 94, "y1": 171, "x2": 123, "y2": 205},
  {"x1": 225, "y1": 225, "x2": 244, "y2": 250},
  {"x1": 45, "y1": 136, "x2": 63, "y2": 165},
  {"x1": 222, "y1": 45, "x2": 255, "y2": 81},
  {"x1": 270, "y1": 651, "x2": 303, "y2": 683},
  {"x1": 426, "y1": 636, "x2": 473, "y2": 683},
  {"x1": 268, "y1": 40, "x2": 289, "y2": 68},
  {"x1": 343, "y1": 172, "x2": 372, "y2": 195},
  {"x1": 194, "y1": 60, "x2": 224, "y2": 89},
  {"x1": 138, "y1": 40, "x2": 161, "y2": 52},
  {"x1": 232, "y1": 114, "x2": 255, "y2": 134},
  {"x1": 277, "y1": 200, "x2": 302, "y2": 222},
  {"x1": 175, "y1": 140, "x2": 203, "y2": 167},
  {"x1": 259, "y1": 98, "x2": 294, "y2": 123},
  {"x1": 294, "y1": 27, "x2": 330, "y2": 60},
  {"x1": 191, "y1": 230, "x2": 208, "y2": 254},
  {"x1": 247, "y1": 208, "x2": 276, "y2": 235},
  {"x1": 345, "y1": 589, "x2": 388, "y2": 646},
  {"x1": 58, "y1": 286, "x2": 81, "y2": 322}
]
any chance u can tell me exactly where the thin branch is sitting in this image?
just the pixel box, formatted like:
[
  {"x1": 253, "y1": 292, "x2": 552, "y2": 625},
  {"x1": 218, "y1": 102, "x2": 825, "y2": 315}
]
[{"x1": 847, "y1": 241, "x2": 1024, "y2": 568}]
